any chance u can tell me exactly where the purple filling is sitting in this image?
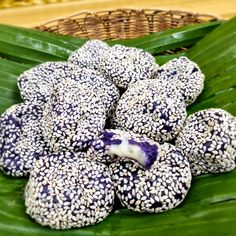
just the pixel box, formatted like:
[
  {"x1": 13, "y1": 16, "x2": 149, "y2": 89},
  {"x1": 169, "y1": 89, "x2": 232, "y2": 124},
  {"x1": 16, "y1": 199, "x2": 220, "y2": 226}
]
[
  {"x1": 109, "y1": 139, "x2": 123, "y2": 145},
  {"x1": 102, "y1": 130, "x2": 122, "y2": 146},
  {"x1": 128, "y1": 139, "x2": 158, "y2": 169}
]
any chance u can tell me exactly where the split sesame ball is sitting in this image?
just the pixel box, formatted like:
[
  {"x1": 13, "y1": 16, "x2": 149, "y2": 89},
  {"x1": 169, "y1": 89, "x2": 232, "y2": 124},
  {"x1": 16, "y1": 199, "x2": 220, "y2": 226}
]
[
  {"x1": 109, "y1": 142, "x2": 191, "y2": 213},
  {"x1": 87, "y1": 129, "x2": 159, "y2": 168}
]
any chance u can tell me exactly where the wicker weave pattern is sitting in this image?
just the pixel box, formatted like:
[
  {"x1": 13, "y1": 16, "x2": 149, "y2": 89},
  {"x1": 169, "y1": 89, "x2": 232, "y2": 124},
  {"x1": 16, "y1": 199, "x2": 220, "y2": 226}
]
[{"x1": 36, "y1": 9, "x2": 218, "y2": 40}]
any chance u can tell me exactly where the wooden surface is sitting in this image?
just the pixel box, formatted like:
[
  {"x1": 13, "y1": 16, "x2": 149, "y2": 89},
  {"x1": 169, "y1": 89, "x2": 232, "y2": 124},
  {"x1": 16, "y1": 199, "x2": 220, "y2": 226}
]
[{"x1": 0, "y1": 0, "x2": 235, "y2": 27}]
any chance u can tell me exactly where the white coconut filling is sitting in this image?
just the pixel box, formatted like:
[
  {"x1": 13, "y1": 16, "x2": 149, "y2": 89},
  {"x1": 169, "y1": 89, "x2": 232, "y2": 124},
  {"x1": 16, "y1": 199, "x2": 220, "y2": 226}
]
[{"x1": 107, "y1": 138, "x2": 147, "y2": 167}]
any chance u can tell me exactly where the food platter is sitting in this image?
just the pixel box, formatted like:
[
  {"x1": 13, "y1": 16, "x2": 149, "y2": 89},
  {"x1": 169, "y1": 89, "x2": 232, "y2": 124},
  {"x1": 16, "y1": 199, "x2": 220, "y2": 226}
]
[{"x1": 0, "y1": 9, "x2": 235, "y2": 236}]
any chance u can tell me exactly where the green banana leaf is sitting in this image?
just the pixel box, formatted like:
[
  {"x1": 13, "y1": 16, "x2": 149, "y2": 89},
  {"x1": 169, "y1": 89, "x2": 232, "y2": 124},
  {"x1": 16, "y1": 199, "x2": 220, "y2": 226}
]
[
  {"x1": 0, "y1": 16, "x2": 236, "y2": 236},
  {"x1": 0, "y1": 59, "x2": 25, "y2": 114},
  {"x1": 187, "y1": 17, "x2": 236, "y2": 115},
  {"x1": 0, "y1": 21, "x2": 221, "y2": 65}
]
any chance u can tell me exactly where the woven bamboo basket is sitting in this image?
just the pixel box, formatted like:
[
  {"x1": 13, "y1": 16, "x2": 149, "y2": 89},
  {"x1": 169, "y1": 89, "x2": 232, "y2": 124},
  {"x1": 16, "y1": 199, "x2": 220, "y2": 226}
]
[{"x1": 36, "y1": 9, "x2": 219, "y2": 41}]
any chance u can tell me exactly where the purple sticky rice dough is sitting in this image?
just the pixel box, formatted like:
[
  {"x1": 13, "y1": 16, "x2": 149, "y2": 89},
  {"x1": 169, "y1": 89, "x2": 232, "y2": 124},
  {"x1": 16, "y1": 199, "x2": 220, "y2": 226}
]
[
  {"x1": 128, "y1": 139, "x2": 158, "y2": 169},
  {"x1": 102, "y1": 130, "x2": 122, "y2": 146}
]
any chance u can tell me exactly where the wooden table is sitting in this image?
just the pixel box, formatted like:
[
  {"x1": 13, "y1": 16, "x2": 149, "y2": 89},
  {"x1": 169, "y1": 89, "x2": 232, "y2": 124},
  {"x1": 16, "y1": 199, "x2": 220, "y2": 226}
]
[{"x1": 0, "y1": 0, "x2": 235, "y2": 27}]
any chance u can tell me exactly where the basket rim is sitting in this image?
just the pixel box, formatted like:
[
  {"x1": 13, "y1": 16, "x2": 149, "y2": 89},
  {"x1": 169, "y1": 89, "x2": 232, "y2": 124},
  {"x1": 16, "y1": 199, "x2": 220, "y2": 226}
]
[{"x1": 35, "y1": 8, "x2": 221, "y2": 28}]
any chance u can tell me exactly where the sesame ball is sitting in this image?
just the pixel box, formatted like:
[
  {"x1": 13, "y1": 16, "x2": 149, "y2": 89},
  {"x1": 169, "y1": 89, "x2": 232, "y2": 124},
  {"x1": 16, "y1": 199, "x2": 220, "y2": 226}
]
[
  {"x1": 176, "y1": 108, "x2": 236, "y2": 176},
  {"x1": 18, "y1": 61, "x2": 119, "y2": 115},
  {"x1": 100, "y1": 44, "x2": 158, "y2": 89},
  {"x1": 17, "y1": 62, "x2": 71, "y2": 105},
  {"x1": 109, "y1": 142, "x2": 191, "y2": 213},
  {"x1": 42, "y1": 80, "x2": 106, "y2": 152},
  {"x1": 25, "y1": 151, "x2": 115, "y2": 229},
  {"x1": 0, "y1": 103, "x2": 50, "y2": 177},
  {"x1": 65, "y1": 67, "x2": 120, "y2": 115},
  {"x1": 87, "y1": 129, "x2": 159, "y2": 169},
  {"x1": 68, "y1": 39, "x2": 110, "y2": 70},
  {"x1": 157, "y1": 57, "x2": 205, "y2": 105},
  {"x1": 112, "y1": 79, "x2": 187, "y2": 143}
]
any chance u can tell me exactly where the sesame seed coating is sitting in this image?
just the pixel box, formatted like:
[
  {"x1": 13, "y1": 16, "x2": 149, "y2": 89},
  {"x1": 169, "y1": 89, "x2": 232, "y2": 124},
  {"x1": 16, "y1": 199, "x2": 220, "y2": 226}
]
[
  {"x1": 65, "y1": 67, "x2": 120, "y2": 115},
  {"x1": 109, "y1": 142, "x2": 191, "y2": 213},
  {"x1": 0, "y1": 103, "x2": 50, "y2": 177},
  {"x1": 25, "y1": 152, "x2": 114, "y2": 229},
  {"x1": 18, "y1": 62, "x2": 71, "y2": 105},
  {"x1": 18, "y1": 61, "x2": 119, "y2": 114},
  {"x1": 176, "y1": 108, "x2": 236, "y2": 176},
  {"x1": 68, "y1": 40, "x2": 110, "y2": 71},
  {"x1": 41, "y1": 80, "x2": 106, "y2": 152},
  {"x1": 156, "y1": 57, "x2": 205, "y2": 105},
  {"x1": 112, "y1": 79, "x2": 187, "y2": 143},
  {"x1": 100, "y1": 44, "x2": 158, "y2": 89},
  {"x1": 0, "y1": 104, "x2": 23, "y2": 162},
  {"x1": 86, "y1": 132, "x2": 112, "y2": 164},
  {"x1": 87, "y1": 129, "x2": 159, "y2": 169}
]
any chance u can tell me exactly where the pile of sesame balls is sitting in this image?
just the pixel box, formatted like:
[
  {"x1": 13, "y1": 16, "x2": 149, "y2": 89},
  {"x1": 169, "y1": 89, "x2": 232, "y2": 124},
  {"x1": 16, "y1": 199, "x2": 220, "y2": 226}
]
[{"x1": 0, "y1": 39, "x2": 235, "y2": 230}]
